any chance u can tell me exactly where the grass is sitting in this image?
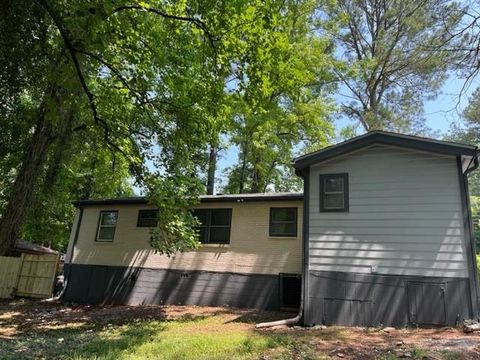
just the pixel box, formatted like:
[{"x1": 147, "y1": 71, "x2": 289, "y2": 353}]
[
  {"x1": 439, "y1": 350, "x2": 462, "y2": 360},
  {"x1": 0, "y1": 302, "x2": 474, "y2": 360},
  {"x1": 0, "y1": 313, "x2": 302, "y2": 360},
  {"x1": 410, "y1": 347, "x2": 428, "y2": 359}
]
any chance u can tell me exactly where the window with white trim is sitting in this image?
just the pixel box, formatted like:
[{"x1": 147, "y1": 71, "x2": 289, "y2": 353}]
[{"x1": 96, "y1": 211, "x2": 118, "y2": 242}]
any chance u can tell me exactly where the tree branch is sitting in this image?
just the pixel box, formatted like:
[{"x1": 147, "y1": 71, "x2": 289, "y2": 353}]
[
  {"x1": 39, "y1": 0, "x2": 145, "y2": 180},
  {"x1": 112, "y1": 5, "x2": 217, "y2": 50}
]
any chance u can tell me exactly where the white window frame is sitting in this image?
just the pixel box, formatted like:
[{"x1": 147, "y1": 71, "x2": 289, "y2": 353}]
[{"x1": 96, "y1": 210, "x2": 118, "y2": 242}]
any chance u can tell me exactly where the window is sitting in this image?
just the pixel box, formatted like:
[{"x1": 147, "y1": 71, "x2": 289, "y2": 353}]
[
  {"x1": 192, "y1": 208, "x2": 232, "y2": 244},
  {"x1": 269, "y1": 207, "x2": 297, "y2": 237},
  {"x1": 96, "y1": 211, "x2": 118, "y2": 242},
  {"x1": 320, "y1": 173, "x2": 349, "y2": 212},
  {"x1": 137, "y1": 209, "x2": 158, "y2": 227}
]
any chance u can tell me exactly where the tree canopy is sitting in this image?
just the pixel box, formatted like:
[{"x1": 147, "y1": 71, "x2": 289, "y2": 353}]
[
  {"x1": 0, "y1": 0, "x2": 338, "y2": 255},
  {"x1": 1, "y1": 0, "x2": 480, "y2": 256},
  {"x1": 329, "y1": 0, "x2": 463, "y2": 133}
]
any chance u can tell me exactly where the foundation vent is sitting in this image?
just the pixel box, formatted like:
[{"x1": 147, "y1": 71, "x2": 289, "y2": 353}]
[{"x1": 279, "y1": 273, "x2": 301, "y2": 310}]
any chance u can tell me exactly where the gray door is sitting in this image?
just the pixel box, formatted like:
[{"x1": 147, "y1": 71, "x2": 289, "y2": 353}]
[{"x1": 407, "y1": 282, "x2": 446, "y2": 325}]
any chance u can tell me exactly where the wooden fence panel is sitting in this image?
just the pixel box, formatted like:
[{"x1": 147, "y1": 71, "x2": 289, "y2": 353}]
[
  {"x1": 0, "y1": 256, "x2": 22, "y2": 299},
  {"x1": 16, "y1": 253, "x2": 59, "y2": 298}
]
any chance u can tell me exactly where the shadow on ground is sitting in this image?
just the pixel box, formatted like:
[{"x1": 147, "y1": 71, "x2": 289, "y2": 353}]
[{"x1": 2, "y1": 299, "x2": 480, "y2": 360}]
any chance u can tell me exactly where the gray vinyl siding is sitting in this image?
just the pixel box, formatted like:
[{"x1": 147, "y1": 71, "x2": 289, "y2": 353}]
[{"x1": 308, "y1": 145, "x2": 469, "y2": 278}]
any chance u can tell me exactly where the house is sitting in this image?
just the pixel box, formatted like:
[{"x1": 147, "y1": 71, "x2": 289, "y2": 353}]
[
  {"x1": 63, "y1": 193, "x2": 304, "y2": 310},
  {"x1": 63, "y1": 131, "x2": 479, "y2": 326},
  {"x1": 294, "y1": 131, "x2": 479, "y2": 326}
]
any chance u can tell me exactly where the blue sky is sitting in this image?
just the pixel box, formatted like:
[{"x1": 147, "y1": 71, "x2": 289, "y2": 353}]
[
  {"x1": 136, "y1": 72, "x2": 479, "y2": 194},
  {"x1": 423, "y1": 76, "x2": 476, "y2": 133},
  {"x1": 214, "y1": 75, "x2": 479, "y2": 189},
  {"x1": 335, "y1": 76, "x2": 477, "y2": 136}
]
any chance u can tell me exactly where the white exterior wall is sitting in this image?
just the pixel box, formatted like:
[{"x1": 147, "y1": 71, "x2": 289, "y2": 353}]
[
  {"x1": 308, "y1": 144, "x2": 469, "y2": 278},
  {"x1": 68, "y1": 200, "x2": 303, "y2": 275}
]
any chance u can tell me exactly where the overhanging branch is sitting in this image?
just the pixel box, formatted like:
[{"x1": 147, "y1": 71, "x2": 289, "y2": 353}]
[
  {"x1": 39, "y1": 0, "x2": 145, "y2": 180},
  {"x1": 112, "y1": 4, "x2": 217, "y2": 50}
]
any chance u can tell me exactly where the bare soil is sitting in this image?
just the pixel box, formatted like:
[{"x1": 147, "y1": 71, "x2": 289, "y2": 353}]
[{"x1": 1, "y1": 299, "x2": 480, "y2": 359}]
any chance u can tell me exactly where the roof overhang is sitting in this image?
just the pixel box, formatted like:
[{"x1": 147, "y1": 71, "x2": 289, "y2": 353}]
[
  {"x1": 294, "y1": 131, "x2": 478, "y2": 171},
  {"x1": 73, "y1": 192, "x2": 304, "y2": 208}
]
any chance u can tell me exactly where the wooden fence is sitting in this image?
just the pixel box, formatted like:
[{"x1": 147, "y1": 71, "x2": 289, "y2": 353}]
[
  {"x1": 0, "y1": 256, "x2": 22, "y2": 299},
  {"x1": 0, "y1": 253, "x2": 59, "y2": 299}
]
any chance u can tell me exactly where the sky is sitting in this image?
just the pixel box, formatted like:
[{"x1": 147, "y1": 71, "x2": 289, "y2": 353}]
[
  {"x1": 423, "y1": 76, "x2": 477, "y2": 134},
  {"x1": 135, "y1": 76, "x2": 479, "y2": 195},
  {"x1": 213, "y1": 75, "x2": 480, "y2": 191}
]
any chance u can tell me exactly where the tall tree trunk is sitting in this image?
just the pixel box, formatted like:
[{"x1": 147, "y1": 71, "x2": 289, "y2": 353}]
[
  {"x1": 238, "y1": 140, "x2": 248, "y2": 194},
  {"x1": 206, "y1": 144, "x2": 217, "y2": 195},
  {"x1": 250, "y1": 154, "x2": 262, "y2": 193},
  {"x1": 42, "y1": 112, "x2": 75, "y2": 192},
  {"x1": 262, "y1": 160, "x2": 277, "y2": 193},
  {"x1": 0, "y1": 87, "x2": 66, "y2": 255},
  {"x1": 0, "y1": 111, "x2": 54, "y2": 254}
]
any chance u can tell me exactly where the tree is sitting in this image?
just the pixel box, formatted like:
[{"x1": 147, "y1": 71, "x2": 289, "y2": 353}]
[
  {"x1": 445, "y1": 1, "x2": 480, "y2": 85},
  {"x1": 0, "y1": 0, "x2": 226, "y2": 255},
  {"x1": 0, "y1": 0, "x2": 337, "y2": 255},
  {"x1": 330, "y1": 0, "x2": 463, "y2": 132},
  {"x1": 21, "y1": 131, "x2": 134, "y2": 251},
  {"x1": 222, "y1": 0, "x2": 337, "y2": 193},
  {"x1": 446, "y1": 87, "x2": 480, "y2": 196}
]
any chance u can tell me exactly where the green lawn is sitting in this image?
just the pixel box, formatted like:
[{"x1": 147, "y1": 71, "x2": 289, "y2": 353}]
[
  {"x1": 0, "y1": 307, "x2": 314, "y2": 360},
  {"x1": 0, "y1": 302, "x2": 475, "y2": 360},
  {"x1": 66, "y1": 316, "x2": 293, "y2": 360}
]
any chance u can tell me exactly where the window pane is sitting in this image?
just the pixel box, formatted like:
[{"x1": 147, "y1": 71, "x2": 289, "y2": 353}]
[
  {"x1": 325, "y1": 177, "x2": 344, "y2": 192},
  {"x1": 101, "y1": 212, "x2": 118, "y2": 226},
  {"x1": 98, "y1": 226, "x2": 115, "y2": 241},
  {"x1": 192, "y1": 209, "x2": 208, "y2": 225},
  {"x1": 137, "y1": 210, "x2": 158, "y2": 227},
  {"x1": 197, "y1": 226, "x2": 207, "y2": 243},
  {"x1": 210, "y1": 209, "x2": 230, "y2": 226},
  {"x1": 324, "y1": 193, "x2": 344, "y2": 209},
  {"x1": 271, "y1": 223, "x2": 296, "y2": 236},
  {"x1": 138, "y1": 218, "x2": 158, "y2": 227},
  {"x1": 209, "y1": 227, "x2": 230, "y2": 243},
  {"x1": 271, "y1": 208, "x2": 296, "y2": 222},
  {"x1": 139, "y1": 210, "x2": 158, "y2": 220}
]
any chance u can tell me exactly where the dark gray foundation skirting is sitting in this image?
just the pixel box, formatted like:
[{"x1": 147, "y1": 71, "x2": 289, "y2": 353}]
[
  {"x1": 305, "y1": 270, "x2": 473, "y2": 327},
  {"x1": 63, "y1": 264, "x2": 280, "y2": 310}
]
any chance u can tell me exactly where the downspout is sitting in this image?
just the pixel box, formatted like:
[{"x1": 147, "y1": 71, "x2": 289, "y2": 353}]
[
  {"x1": 46, "y1": 206, "x2": 83, "y2": 301},
  {"x1": 256, "y1": 167, "x2": 309, "y2": 328},
  {"x1": 462, "y1": 150, "x2": 480, "y2": 319}
]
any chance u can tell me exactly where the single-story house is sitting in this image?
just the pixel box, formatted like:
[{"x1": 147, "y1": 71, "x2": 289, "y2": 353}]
[
  {"x1": 64, "y1": 193, "x2": 304, "y2": 310},
  {"x1": 63, "y1": 131, "x2": 480, "y2": 327}
]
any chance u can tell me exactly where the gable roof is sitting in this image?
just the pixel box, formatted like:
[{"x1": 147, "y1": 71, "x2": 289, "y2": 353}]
[
  {"x1": 294, "y1": 130, "x2": 478, "y2": 171},
  {"x1": 74, "y1": 192, "x2": 303, "y2": 207}
]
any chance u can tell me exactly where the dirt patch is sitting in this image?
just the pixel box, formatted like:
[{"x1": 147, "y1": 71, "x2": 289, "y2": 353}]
[
  {"x1": 261, "y1": 325, "x2": 480, "y2": 359},
  {"x1": 2, "y1": 299, "x2": 480, "y2": 359},
  {"x1": 0, "y1": 299, "x2": 283, "y2": 338}
]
